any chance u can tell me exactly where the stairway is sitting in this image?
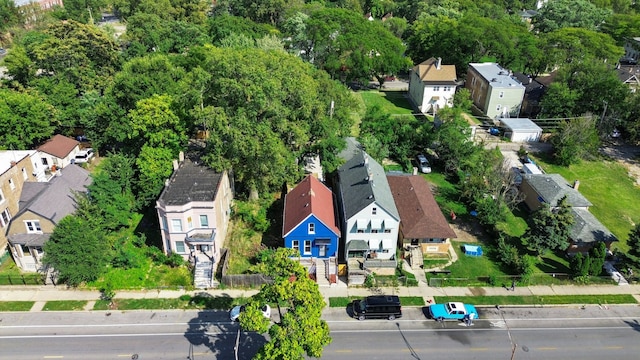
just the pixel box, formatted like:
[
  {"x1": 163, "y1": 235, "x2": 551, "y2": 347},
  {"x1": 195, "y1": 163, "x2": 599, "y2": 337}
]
[
  {"x1": 194, "y1": 260, "x2": 213, "y2": 289},
  {"x1": 316, "y1": 260, "x2": 330, "y2": 286},
  {"x1": 410, "y1": 246, "x2": 423, "y2": 270}
]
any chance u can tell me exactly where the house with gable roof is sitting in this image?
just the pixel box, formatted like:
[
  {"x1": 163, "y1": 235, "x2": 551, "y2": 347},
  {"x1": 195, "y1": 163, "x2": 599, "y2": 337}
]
[
  {"x1": 336, "y1": 150, "x2": 400, "y2": 284},
  {"x1": 387, "y1": 174, "x2": 457, "y2": 268},
  {"x1": 616, "y1": 64, "x2": 640, "y2": 93},
  {"x1": 156, "y1": 152, "x2": 233, "y2": 289},
  {"x1": 520, "y1": 173, "x2": 617, "y2": 254},
  {"x1": 6, "y1": 165, "x2": 91, "y2": 272},
  {"x1": 408, "y1": 57, "x2": 458, "y2": 114},
  {"x1": 282, "y1": 175, "x2": 340, "y2": 285},
  {"x1": 36, "y1": 134, "x2": 81, "y2": 175},
  {"x1": 466, "y1": 62, "x2": 525, "y2": 118}
]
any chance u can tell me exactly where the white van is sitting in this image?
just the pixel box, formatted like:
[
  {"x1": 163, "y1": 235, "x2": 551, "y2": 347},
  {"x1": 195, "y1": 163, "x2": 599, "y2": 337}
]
[{"x1": 416, "y1": 154, "x2": 431, "y2": 173}]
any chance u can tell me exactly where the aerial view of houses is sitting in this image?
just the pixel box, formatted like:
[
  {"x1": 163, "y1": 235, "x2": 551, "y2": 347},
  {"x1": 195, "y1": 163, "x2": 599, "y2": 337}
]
[{"x1": 3, "y1": 0, "x2": 640, "y2": 358}]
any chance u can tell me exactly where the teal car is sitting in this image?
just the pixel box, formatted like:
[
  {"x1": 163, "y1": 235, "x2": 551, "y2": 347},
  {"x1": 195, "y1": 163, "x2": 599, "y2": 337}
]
[{"x1": 429, "y1": 302, "x2": 478, "y2": 321}]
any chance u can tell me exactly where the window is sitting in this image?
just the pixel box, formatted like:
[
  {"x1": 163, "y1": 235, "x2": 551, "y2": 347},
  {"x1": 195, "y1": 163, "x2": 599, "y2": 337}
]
[
  {"x1": 8, "y1": 178, "x2": 15, "y2": 190},
  {"x1": 433, "y1": 86, "x2": 440, "y2": 91},
  {"x1": 187, "y1": 216, "x2": 193, "y2": 229},
  {"x1": 1, "y1": 208, "x2": 10, "y2": 227},
  {"x1": 0, "y1": 189, "x2": 4, "y2": 203},
  {"x1": 496, "y1": 104, "x2": 502, "y2": 111},
  {"x1": 200, "y1": 215, "x2": 209, "y2": 227},
  {"x1": 292, "y1": 240, "x2": 300, "y2": 252},
  {"x1": 25, "y1": 220, "x2": 42, "y2": 234},
  {"x1": 175, "y1": 241, "x2": 186, "y2": 253},
  {"x1": 22, "y1": 168, "x2": 28, "y2": 180},
  {"x1": 308, "y1": 223, "x2": 315, "y2": 234},
  {"x1": 371, "y1": 229, "x2": 379, "y2": 233},
  {"x1": 472, "y1": 77, "x2": 476, "y2": 86},
  {"x1": 357, "y1": 229, "x2": 364, "y2": 233},
  {"x1": 372, "y1": 207, "x2": 377, "y2": 215},
  {"x1": 304, "y1": 240, "x2": 312, "y2": 254},
  {"x1": 444, "y1": 86, "x2": 451, "y2": 92},
  {"x1": 499, "y1": 91, "x2": 504, "y2": 98},
  {"x1": 41, "y1": 158, "x2": 48, "y2": 166},
  {"x1": 171, "y1": 219, "x2": 183, "y2": 232},
  {"x1": 161, "y1": 217, "x2": 168, "y2": 230},
  {"x1": 384, "y1": 229, "x2": 391, "y2": 233}
]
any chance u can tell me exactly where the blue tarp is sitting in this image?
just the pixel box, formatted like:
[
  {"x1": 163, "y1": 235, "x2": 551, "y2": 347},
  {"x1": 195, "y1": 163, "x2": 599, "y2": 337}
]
[{"x1": 463, "y1": 245, "x2": 483, "y2": 257}]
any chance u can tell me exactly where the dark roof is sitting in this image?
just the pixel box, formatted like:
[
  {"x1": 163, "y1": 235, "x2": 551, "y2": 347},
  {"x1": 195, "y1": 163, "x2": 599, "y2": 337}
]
[
  {"x1": 616, "y1": 65, "x2": 640, "y2": 83},
  {"x1": 16, "y1": 165, "x2": 91, "y2": 223},
  {"x1": 8, "y1": 233, "x2": 50, "y2": 247},
  {"x1": 387, "y1": 174, "x2": 456, "y2": 239},
  {"x1": 570, "y1": 208, "x2": 617, "y2": 245},
  {"x1": 337, "y1": 150, "x2": 399, "y2": 220},
  {"x1": 523, "y1": 174, "x2": 592, "y2": 208},
  {"x1": 283, "y1": 176, "x2": 340, "y2": 237},
  {"x1": 513, "y1": 72, "x2": 546, "y2": 99},
  {"x1": 158, "y1": 159, "x2": 224, "y2": 206},
  {"x1": 37, "y1": 135, "x2": 79, "y2": 158}
]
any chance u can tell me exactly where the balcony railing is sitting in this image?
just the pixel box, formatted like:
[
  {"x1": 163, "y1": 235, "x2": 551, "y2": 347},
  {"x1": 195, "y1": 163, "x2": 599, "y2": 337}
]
[{"x1": 185, "y1": 228, "x2": 216, "y2": 244}]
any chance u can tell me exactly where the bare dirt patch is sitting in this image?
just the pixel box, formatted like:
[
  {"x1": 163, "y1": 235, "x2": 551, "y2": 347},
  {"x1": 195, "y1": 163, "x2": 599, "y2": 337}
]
[{"x1": 600, "y1": 143, "x2": 640, "y2": 186}]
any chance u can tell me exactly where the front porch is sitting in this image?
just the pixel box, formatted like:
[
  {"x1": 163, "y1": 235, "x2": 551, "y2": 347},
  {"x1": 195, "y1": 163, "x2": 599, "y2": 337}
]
[
  {"x1": 185, "y1": 229, "x2": 218, "y2": 289},
  {"x1": 8, "y1": 234, "x2": 49, "y2": 272}
]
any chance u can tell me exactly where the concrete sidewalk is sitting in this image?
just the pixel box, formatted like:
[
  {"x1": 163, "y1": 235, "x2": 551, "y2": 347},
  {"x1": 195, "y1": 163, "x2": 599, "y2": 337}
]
[{"x1": 1, "y1": 283, "x2": 639, "y2": 312}]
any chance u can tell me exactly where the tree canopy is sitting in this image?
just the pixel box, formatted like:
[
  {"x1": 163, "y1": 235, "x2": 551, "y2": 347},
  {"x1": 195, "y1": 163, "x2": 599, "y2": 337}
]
[{"x1": 0, "y1": 88, "x2": 56, "y2": 149}]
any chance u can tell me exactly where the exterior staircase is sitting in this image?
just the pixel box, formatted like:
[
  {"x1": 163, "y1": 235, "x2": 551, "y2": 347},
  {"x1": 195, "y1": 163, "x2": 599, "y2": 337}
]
[
  {"x1": 316, "y1": 260, "x2": 330, "y2": 286},
  {"x1": 194, "y1": 259, "x2": 214, "y2": 289},
  {"x1": 410, "y1": 246, "x2": 423, "y2": 270}
]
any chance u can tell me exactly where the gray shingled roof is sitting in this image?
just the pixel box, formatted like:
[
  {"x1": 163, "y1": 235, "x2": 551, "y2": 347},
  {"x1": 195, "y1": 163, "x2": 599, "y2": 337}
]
[
  {"x1": 17, "y1": 165, "x2": 91, "y2": 223},
  {"x1": 523, "y1": 173, "x2": 592, "y2": 207},
  {"x1": 338, "y1": 137, "x2": 364, "y2": 162},
  {"x1": 570, "y1": 208, "x2": 617, "y2": 245},
  {"x1": 337, "y1": 150, "x2": 399, "y2": 220},
  {"x1": 158, "y1": 159, "x2": 223, "y2": 206}
]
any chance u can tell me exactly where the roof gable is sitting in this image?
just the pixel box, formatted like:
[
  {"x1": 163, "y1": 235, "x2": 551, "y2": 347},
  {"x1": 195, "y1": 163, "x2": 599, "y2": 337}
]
[
  {"x1": 570, "y1": 208, "x2": 617, "y2": 245},
  {"x1": 523, "y1": 174, "x2": 592, "y2": 207},
  {"x1": 338, "y1": 151, "x2": 399, "y2": 220},
  {"x1": 17, "y1": 165, "x2": 91, "y2": 224},
  {"x1": 283, "y1": 176, "x2": 339, "y2": 237},
  {"x1": 413, "y1": 57, "x2": 457, "y2": 83},
  {"x1": 387, "y1": 174, "x2": 456, "y2": 239},
  {"x1": 37, "y1": 135, "x2": 79, "y2": 159}
]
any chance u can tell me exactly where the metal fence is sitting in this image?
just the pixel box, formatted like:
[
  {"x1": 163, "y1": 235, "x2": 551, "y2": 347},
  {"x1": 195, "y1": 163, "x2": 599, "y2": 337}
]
[
  {"x1": 427, "y1": 274, "x2": 616, "y2": 288},
  {"x1": 0, "y1": 274, "x2": 45, "y2": 286}
]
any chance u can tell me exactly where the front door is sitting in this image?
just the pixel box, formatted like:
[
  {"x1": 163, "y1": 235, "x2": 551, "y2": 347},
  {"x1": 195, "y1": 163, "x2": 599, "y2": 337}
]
[{"x1": 319, "y1": 245, "x2": 327, "y2": 257}]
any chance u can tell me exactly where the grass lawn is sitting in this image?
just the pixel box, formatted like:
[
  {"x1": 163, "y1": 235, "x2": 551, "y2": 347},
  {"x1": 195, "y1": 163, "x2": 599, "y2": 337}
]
[
  {"x1": 440, "y1": 241, "x2": 511, "y2": 280},
  {"x1": 359, "y1": 90, "x2": 414, "y2": 115},
  {"x1": 434, "y1": 294, "x2": 637, "y2": 306},
  {"x1": 93, "y1": 295, "x2": 251, "y2": 311},
  {"x1": 329, "y1": 296, "x2": 424, "y2": 308},
  {"x1": 0, "y1": 253, "x2": 45, "y2": 285},
  {"x1": 42, "y1": 300, "x2": 87, "y2": 311},
  {"x1": 0, "y1": 301, "x2": 34, "y2": 311},
  {"x1": 533, "y1": 155, "x2": 640, "y2": 252}
]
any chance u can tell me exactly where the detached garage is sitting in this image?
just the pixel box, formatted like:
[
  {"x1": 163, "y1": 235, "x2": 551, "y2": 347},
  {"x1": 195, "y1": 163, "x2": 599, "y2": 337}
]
[{"x1": 498, "y1": 118, "x2": 543, "y2": 142}]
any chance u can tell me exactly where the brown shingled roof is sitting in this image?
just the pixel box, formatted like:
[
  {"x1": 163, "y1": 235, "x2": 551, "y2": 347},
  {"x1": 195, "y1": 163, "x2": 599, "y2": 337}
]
[
  {"x1": 37, "y1": 135, "x2": 79, "y2": 158},
  {"x1": 283, "y1": 176, "x2": 340, "y2": 237},
  {"x1": 387, "y1": 175, "x2": 457, "y2": 239},
  {"x1": 413, "y1": 57, "x2": 457, "y2": 83}
]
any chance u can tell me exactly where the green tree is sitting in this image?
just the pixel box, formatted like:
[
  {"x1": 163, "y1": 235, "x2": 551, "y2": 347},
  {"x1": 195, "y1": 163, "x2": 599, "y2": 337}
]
[
  {"x1": 524, "y1": 197, "x2": 575, "y2": 256},
  {"x1": 222, "y1": 0, "x2": 287, "y2": 26},
  {"x1": 540, "y1": 28, "x2": 624, "y2": 68},
  {"x1": 251, "y1": 248, "x2": 331, "y2": 360},
  {"x1": 0, "y1": 0, "x2": 20, "y2": 33},
  {"x1": 0, "y1": 88, "x2": 55, "y2": 149},
  {"x1": 135, "y1": 145, "x2": 175, "y2": 207},
  {"x1": 588, "y1": 241, "x2": 607, "y2": 276},
  {"x1": 570, "y1": 252, "x2": 591, "y2": 278},
  {"x1": 126, "y1": 94, "x2": 187, "y2": 154},
  {"x1": 431, "y1": 107, "x2": 481, "y2": 176},
  {"x1": 551, "y1": 116, "x2": 600, "y2": 166},
  {"x1": 58, "y1": 0, "x2": 105, "y2": 23},
  {"x1": 2, "y1": 46, "x2": 36, "y2": 86},
  {"x1": 43, "y1": 215, "x2": 110, "y2": 286},
  {"x1": 628, "y1": 224, "x2": 640, "y2": 258},
  {"x1": 532, "y1": 0, "x2": 611, "y2": 33}
]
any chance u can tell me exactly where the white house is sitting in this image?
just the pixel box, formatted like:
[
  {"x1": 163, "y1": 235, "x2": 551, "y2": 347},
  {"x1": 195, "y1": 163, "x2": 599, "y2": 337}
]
[
  {"x1": 36, "y1": 135, "x2": 81, "y2": 173},
  {"x1": 408, "y1": 57, "x2": 457, "y2": 114},
  {"x1": 498, "y1": 118, "x2": 543, "y2": 142}
]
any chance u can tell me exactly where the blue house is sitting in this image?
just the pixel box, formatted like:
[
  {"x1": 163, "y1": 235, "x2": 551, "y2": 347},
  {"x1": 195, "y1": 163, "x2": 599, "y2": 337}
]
[{"x1": 283, "y1": 176, "x2": 340, "y2": 284}]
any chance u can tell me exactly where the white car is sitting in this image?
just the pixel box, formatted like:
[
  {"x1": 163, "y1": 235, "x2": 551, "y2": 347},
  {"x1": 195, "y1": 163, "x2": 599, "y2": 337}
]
[
  {"x1": 229, "y1": 304, "x2": 271, "y2": 322},
  {"x1": 74, "y1": 148, "x2": 94, "y2": 164},
  {"x1": 416, "y1": 154, "x2": 432, "y2": 173}
]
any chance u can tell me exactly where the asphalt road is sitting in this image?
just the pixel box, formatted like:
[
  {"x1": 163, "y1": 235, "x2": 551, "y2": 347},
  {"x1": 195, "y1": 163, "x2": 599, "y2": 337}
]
[{"x1": 0, "y1": 306, "x2": 638, "y2": 359}]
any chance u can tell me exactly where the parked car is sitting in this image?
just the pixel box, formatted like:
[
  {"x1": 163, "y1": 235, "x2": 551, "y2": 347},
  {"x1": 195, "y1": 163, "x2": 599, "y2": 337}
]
[
  {"x1": 352, "y1": 295, "x2": 402, "y2": 320},
  {"x1": 429, "y1": 302, "x2": 478, "y2": 321},
  {"x1": 229, "y1": 304, "x2": 271, "y2": 322},
  {"x1": 416, "y1": 154, "x2": 431, "y2": 173},
  {"x1": 73, "y1": 148, "x2": 94, "y2": 164}
]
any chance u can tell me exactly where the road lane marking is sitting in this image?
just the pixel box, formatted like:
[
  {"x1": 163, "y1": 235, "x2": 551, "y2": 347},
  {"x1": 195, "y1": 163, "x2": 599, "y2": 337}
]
[
  {"x1": 43, "y1": 357, "x2": 64, "y2": 359},
  {"x1": 537, "y1": 347, "x2": 557, "y2": 350},
  {"x1": 334, "y1": 350, "x2": 353, "y2": 353},
  {"x1": 470, "y1": 348, "x2": 489, "y2": 351}
]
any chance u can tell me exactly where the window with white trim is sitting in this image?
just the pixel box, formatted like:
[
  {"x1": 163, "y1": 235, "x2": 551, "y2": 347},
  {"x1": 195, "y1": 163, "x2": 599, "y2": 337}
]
[
  {"x1": 25, "y1": 220, "x2": 42, "y2": 234},
  {"x1": 308, "y1": 223, "x2": 315, "y2": 234},
  {"x1": 175, "y1": 241, "x2": 186, "y2": 253},
  {"x1": 292, "y1": 240, "x2": 300, "y2": 252},
  {"x1": 171, "y1": 219, "x2": 183, "y2": 232},
  {"x1": 200, "y1": 215, "x2": 209, "y2": 227},
  {"x1": 161, "y1": 216, "x2": 168, "y2": 230},
  {"x1": 187, "y1": 216, "x2": 193, "y2": 230},
  {"x1": 496, "y1": 104, "x2": 502, "y2": 111},
  {"x1": 433, "y1": 86, "x2": 440, "y2": 91},
  {"x1": 0, "y1": 189, "x2": 4, "y2": 203},
  {"x1": 8, "y1": 178, "x2": 15, "y2": 190},
  {"x1": 0, "y1": 208, "x2": 10, "y2": 227},
  {"x1": 22, "y1": 168, "x2": 28, "y2": 180},
  {"x1": 372, "y1": 207, "x2": 377, "y2": 215},
  {"x1": 304, "y1": 240, "x2": 312, "y2": 254},
  {"x1": 499, "y1": 91, "x2": 504, "y2": 98}
]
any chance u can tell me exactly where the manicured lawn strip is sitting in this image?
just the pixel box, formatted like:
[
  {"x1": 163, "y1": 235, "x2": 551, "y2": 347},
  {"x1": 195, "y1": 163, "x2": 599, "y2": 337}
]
[
  {"x1": 0, "y1": 301, "x2": 34, "y2": 311},
  {"x1": 442, "y1": 241, "x2": 511, "y2": 281},
  {"x1": 434, "y1": 294, "x2": 637, "y2": 306},
  {"x1": 93, "y1": 295, "x2": 246, "y2": 311},
  {"x1": 328, "y1": 296, "x2": 424, "y2": 308},
  {"x1": 359, "y1": 91, "x2": 414, "y2": 115},
  {"x1": 533, "y1": 156, "x2": 640, "y2": 252},
  {"x1": 42, "y1": 300, "x2": 87, "y2": 311}
]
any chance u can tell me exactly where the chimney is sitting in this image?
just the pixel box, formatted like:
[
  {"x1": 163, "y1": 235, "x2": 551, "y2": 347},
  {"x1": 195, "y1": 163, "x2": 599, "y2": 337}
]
[
  {"x1": 436, "y1": 57, "x2": 442, "y2": 70},
  {"x1": 573, "y1": 180, "x2": 580, "y2": 191},
  {"x1": 10, "y1": 161, "x2": 16, "y2": 167},
  {"x1": 172, "y1": 159, "x2": 179, "y2": 170}
]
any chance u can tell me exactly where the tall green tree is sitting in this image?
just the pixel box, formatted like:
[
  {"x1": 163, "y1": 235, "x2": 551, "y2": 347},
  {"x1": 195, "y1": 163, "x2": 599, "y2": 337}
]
[
  {"x1": 532, "y1": 0, "x2": 611, "y2": 33},
  {"x1": 628, "y1": 224, "x2": 640, "y2": 258},
  {"x1": 550, "y1": 116, "x2": 601, "y2": 166},
  {"x1": 0, "y1": 0, "x2": 20, "y2": 33},
  {"x1": 126, "y1": 94, "x2": 187, "y2": 154},
  {"x1": 588, "y1": 242, "x2": 607, "y2": 276},
  {"x1": 524, "y1": 197, "x2": 575, "y2": 256},
  {"x1": 0, "y1": 88, "x2": 56, "y2": 149},
  {"x1": 43, "y1": 215, "x2": 110, "y2": 286}
]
